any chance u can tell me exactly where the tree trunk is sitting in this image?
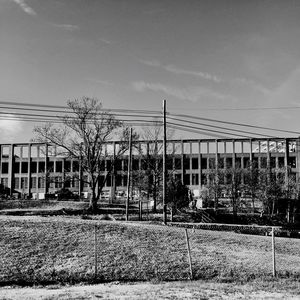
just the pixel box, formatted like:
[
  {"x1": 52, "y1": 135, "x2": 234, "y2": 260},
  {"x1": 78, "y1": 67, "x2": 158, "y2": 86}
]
[
  {"x1": 214, "y1": 193, "x2": 218, "y2": 210},
  {"x1": 251, "y1": 191, "x2": 255, "y2": 214},
  {"x1": 88, "y1": 184, "x2": 98, "y2": 212},
  {"x1": 152, "y1": 177, "x2": 157, "y2": 213},
  {"x1": 271, "y1": 198, "x2": 275, "y2": 216},
  {"x1": 89, "y1": 196, "x2": 98, "y2": 212},
  {"x1": 232, "y1": 197, "x2": 238, "y2": 223}
]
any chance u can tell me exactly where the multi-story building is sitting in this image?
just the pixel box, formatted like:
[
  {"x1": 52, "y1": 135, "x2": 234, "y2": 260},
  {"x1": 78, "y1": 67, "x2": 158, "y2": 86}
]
[{"x1": 0, "y1": 137, "x2": 299, "y2": 200}]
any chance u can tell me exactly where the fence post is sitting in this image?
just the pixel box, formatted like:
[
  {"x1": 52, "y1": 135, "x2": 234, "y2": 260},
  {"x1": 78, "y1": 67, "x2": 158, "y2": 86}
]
[
  {"x1": 184, "y1": 229, "x2": 193, "y2": 280},
  {"x1": 271, "y1": 227, "x2": 276, "y2": 277},
  {"x1": 94, "y1": 224, "x2": 98, "y2": 280}
]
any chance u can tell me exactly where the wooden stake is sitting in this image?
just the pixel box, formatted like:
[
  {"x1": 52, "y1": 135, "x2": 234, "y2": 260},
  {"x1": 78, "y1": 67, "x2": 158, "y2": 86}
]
[{"x1": 185, "y1": 229, "x2": 193, "y2": 280}]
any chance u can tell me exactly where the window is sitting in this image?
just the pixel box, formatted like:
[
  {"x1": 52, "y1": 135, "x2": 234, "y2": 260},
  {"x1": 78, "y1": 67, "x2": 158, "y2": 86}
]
[
  {"x1": 14, "y1": 177, "x2": 20, "y2": 189},
  {"x1": 278, "y1": 157, "x2": 285, "y2": 168},
  {"x1": 252, "y1": 157, "x2": 259, "y2": 168},
  {"x1": 288, "y1": 157, "x2": 296, "y2": 168},
  {"x1": 115, "y1": 159, "x2": 122, "y2": 171},
  {"x1": 166, "y1": 158, "x2": 173, "y2": 170},
  {"x1": 21, "y1": 162, "x2": 28, "y2": 173},
  {"x1": 192, "y1": 158, "x2": 198, "y2": 169},
  {"x1": 73, "y1": 161, "x2": 79, "y2": 172},
  {"x1": 48, "y1": 161, "x2": 54, "y2": 172},
  {"x1": 38, "y1": 161, "x2": 45, "y2": 173},
  {"x1": 183, "y1": 157, "x2": 190, "y2": 170},
  {"x1": 175, "y1": 158, "x2": 181, "y2": 169},
  {"x1": 30, "y1": 161, "x2": 37, "y2": 173},
  {"x1": 270, "y1": 157, "x2": 276, "y2": 168},
  {"x1": 73, "y1": 177, "x2": 79, "y2": 188},
  {"x1": 209, "y1": 158, "x2": 215, "y2": 169},
  {"x1": 38, "y1": 177, "x2": 45, "y2": 189},
  {"x1": 218, "y1": 157, "x2": 224, "y2": 169},
  {"x1": 235, "y1": 157, "x2": 241, "y2": 168},
  {"x1": 106, "y1": 175, "x2": 112, "y2": 187},
  {"x1": 21, "y1": 177, "x2": 28, "y2": 189},
  {"x1": 260, "y1": 157, "x2": 267, "y2": 168},
  {"x1": 1, "y1": 146, "x2": 9, "y2": 158},
  {"x1": 1, "y1": 178, "x2": 8, "y2": 187},
  {"x1": 226, "y1": 157, "x2": 232, "y2": 168},
  {"x1": 1, "y1": 162, "x2": 9, "y2": 174},
  {"x1": 201, "y1": 158, "x2": 207, "y2": 169},
  {"x1": 123, "y1": 175, "x2": 128, "y2": 186},
  {"x1": 243, "y1": 157, "x2": 250, "y2": 168},
  {"x1": 106, "y1": 160, "x2": 112, "y2": 171},
  {"x1": 64, "y1": 160, "x2": 71, "y2": 172},
  {"x1": 192, "y1": 174, "x2": 199, "y2": 185},
  {"x1": 116, "y1": 174, "x2": 122, "y2": 186},
  {"x1": 183, "y1": 174, "x2": 190, "y2": 185},
  {"x1": 55, "y1": 177, "x2": 62, "y2": 189},
  {"x1": 55, "y1": 161, "x2": 62, "y2": 173},
  {"x1": 132, "y1": 159, "x2": 139, "y2": 170},
  {"x1": 65, "y1": 178, "x2": 71, "y2": 188},
  {"x1": 201, "y1": 174, "x2": 207, "y2": 185},
  {"x1": 31, "y1": 177, "x2": 37, "y2": 188}
]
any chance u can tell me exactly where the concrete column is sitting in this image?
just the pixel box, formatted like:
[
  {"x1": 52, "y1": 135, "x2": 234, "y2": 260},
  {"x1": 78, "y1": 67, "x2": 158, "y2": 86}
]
[
  {"x1": 198, "y1": 140, "x2": 202, "y2": 190},
  {"x1": 189, "y1": 141, "x2": 193, "y2": 186},
  {"x1": 267, "y1": 139, "x2": 271, "y2": 169},
  {"x1": 181, "y1": 140, "x2": 184, "y2": 182},
  {"x1": 296, "y1": 137, "x2": 300, "y2": 190},
  {"x1": 249, "y1": 139, "x2": 253, "y2": 164},
  {"x1": 27, "y1": 143, "x2": 31, "y2": 197},
  {"x1": 215, "y1": 140, "x2": 219, "y2": 170},
  {"x1": 232, "y1": 140, "x2": 235, "y2": 168},
  {"x1": 44, "y1": 143, "x2": 48, "y2": 195},
  {"x1": 8, "y1": 144, "x2": 14, "y2": 195},
  {"x1": 285, "y1": 138, "x2": 289, "y2": 184}
]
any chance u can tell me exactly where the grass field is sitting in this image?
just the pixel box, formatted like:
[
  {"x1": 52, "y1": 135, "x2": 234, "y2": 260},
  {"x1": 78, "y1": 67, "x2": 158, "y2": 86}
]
[
  {"x1": 1, "y1": 279, "x2": 300, "y2": 299},
  {"x1": 0, "y1": 215, "x2": 299, "y2": 288}
]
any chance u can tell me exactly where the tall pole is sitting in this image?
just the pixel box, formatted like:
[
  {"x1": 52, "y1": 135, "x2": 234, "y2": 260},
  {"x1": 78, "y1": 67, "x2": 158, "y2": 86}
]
[
  {"x1": 126, "y1": 128, "x2": 133, "y2": 221},
  {"x1": 163, "y1": 100, "x2": 167, "y2": 224}
]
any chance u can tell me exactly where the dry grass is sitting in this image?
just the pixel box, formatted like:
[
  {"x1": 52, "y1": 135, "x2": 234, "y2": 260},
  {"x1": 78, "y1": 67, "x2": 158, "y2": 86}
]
[{"x1": 0, "y1": 215, "x2": 299, "y2": 287}]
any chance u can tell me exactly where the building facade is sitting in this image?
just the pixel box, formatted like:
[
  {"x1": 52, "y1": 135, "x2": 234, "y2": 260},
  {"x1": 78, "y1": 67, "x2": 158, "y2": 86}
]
[{"x1": 0, "y1": 137, "x2": 299, "y2": 199}]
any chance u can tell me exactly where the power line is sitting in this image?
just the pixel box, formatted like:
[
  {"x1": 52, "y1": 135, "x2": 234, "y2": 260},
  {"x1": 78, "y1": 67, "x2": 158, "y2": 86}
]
[
  {"x1": 167, "y1": 115, "x2": 277, "y2": 138},
  {"x1": 167, "y1": 121, "x2": 256, "y2": 139},
  {"x1": 1, "y1": 100, "x2": 299, "y2": 138},
  {"x1": 171, "y1": 106, "x2": 300, "y2": 111},
  {"x1": 170, "y1": 113, "x2": 300, "y2": 135},
  {"x1": 0, "y1": 101, "x2": 161, "y2": 115}
]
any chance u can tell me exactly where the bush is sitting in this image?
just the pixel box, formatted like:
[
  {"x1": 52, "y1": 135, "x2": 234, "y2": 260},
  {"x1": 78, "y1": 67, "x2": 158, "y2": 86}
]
[{"x1": 56, "y1": 188, "x2": 79, "y2": 201}]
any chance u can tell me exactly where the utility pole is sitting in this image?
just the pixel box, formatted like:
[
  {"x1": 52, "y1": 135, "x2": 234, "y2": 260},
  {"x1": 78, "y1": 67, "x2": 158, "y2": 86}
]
[
  {"x1": 163, "y1": 100, "x2": 167, "y2": 224},
  {"x1": 126, "y1": 128, "x2": 133, "y2": 221}
]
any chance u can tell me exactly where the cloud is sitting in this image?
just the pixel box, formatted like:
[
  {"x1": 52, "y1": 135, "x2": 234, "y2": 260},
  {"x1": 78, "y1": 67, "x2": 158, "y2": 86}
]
[
  {"x1": 164, "y1": 65, "x2": 222, "y2": 83},
  {"x1": 98, "y1": 38, "x2": 113, "y2": 45},
  {"x1": 139, "y1": 59, "x2": 273, "y2": 95},
  {"x1": 0, "y1": 116, "x2": 23, "y2": 143},
  {"x1": 233, "y1": 77, "x2": 271, "y2": 96},
  {"x1": 12, "y1": 0, "x2": 36, "y2": 15},
  {"x1": 52, "y1": 24, "x2": 79, "y2": 31},
  {"x1": 132, "y1": 81, "x2": 232, "y2": 103},
  {"x1": 85, "y1": 78, "x2": 114, "y2": 86},
  {"x1": 139, "y1": 60, "x2": 222, "y2": 83}
]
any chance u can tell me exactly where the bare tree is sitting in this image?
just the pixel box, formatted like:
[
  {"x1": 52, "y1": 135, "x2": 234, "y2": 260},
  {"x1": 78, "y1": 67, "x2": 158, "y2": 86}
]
[
  {"x1": 134, "y1": 121, "x2": 175, "y2": 212},
  {"x1": 33, "y1": 97, "x2": 130, "y2": 211},
  {"x1": 223, "y1": 167, "x2": 245, "y2": 221},
  {"x1": 206, "y1": 168, "x2": 224, "y2": 210}
]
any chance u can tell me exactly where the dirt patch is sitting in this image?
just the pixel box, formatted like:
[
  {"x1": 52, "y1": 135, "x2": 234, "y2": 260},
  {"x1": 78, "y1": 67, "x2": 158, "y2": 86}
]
[{"x1": 0, "y1": 280, "x2": 299, "y2": 300}]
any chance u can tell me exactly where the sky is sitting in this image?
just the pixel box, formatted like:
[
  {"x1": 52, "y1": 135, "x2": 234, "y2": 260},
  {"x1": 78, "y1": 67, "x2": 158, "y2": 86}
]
[{"x1": 1, "y1": 0, "x2": 300, "y2": 143}]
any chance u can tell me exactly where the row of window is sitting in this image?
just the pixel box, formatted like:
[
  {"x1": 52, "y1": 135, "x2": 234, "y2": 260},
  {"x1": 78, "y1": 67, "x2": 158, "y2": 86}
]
[
  {"x1": 1, "y1": 155, "x2": 296, "y2": 175},
  {"x1": 0, "y1": 160, "x2": 80, "y2": 175}
]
